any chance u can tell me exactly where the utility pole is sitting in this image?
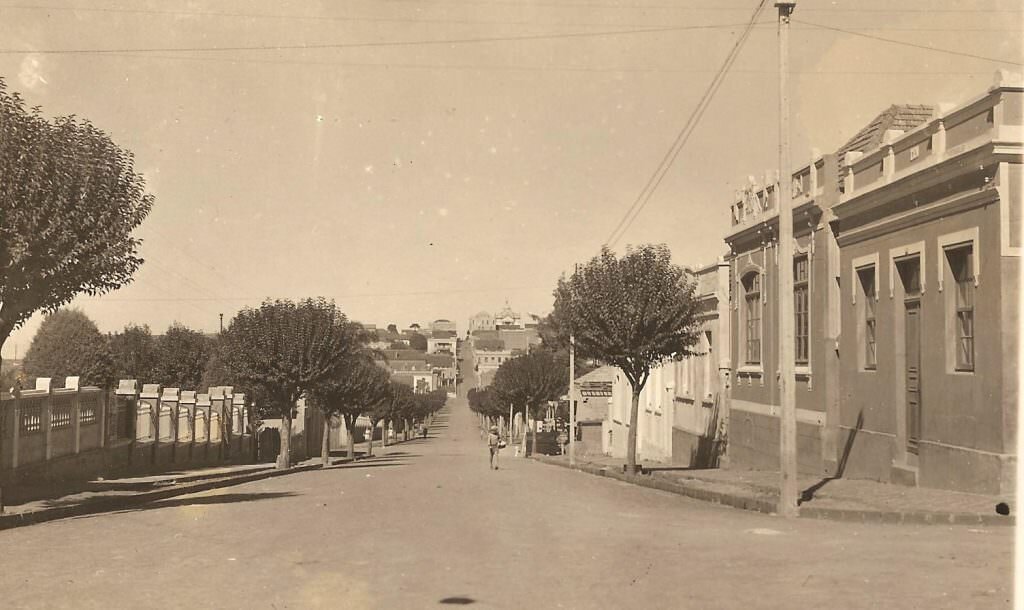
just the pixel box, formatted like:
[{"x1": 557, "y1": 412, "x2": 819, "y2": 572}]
[
  {"x1": 569, "y1": 335, "x2": 576, "y2": 466},
  {"x1": 219, "y1": 313, "x2": 224, "y2": 334},
  {"x1": 776, "y1": 0, "x2": 799, "y2": 518},
  {"x1": 569, "y1": 262, "x2": 578, "y2": 467}
]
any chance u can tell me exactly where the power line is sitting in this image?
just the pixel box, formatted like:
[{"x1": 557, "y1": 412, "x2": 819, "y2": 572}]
[
  {"x1": 6, "y1": 4, "x2": 1015, "y2": 31},
  {"x1": 0, "y1": 3, "x2": 722, "y2": 28},
  {"x1": 142, "y1": 226, "x2": 254, "y2": 296},
  {"x1": 377, "y1": 0, "x2": 1022, "y2": 12},
  {"x1": 80, "y1": 285, "x2": 539, "y2": 302},
  {"x1": 76, "y1": 49, "x2": 1008, "y2": 76},
  {"x1": 604, "y1": 0, "x2": 768, "y2": 248},
  {"x1": 797, "y1": 19, "x2": 1024, "y2": 67},
  {"x1": 0, "y1": 22, "x2": 754, "y2": 55}
]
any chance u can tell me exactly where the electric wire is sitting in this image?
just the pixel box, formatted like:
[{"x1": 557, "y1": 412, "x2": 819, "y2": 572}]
[
  {"x1": 603, "y1": 0, "x2": 767, "y2": 248},
  {"x1": 0, "y1": 22, "x2": 755, "y2": 55},
  {"x1": 796, "y1": 19, "x2": 1023, "y2": 67}
]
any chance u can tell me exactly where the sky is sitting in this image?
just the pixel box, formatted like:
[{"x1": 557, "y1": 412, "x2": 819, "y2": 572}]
[{"x1": 1, "y1": 0, "x2": 1021, "y2": 358}]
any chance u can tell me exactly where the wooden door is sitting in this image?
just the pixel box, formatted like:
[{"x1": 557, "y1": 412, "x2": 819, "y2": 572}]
[{"x1": 905, "y1": 300, "x2": 922, "y2": 454}]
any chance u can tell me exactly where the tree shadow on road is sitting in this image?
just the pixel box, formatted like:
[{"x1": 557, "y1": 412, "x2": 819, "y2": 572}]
[
  {"x1": 64, "y1": 491, "x2": 298, "y2": 523},
  {"x1": 328, "y1": 460, "x2": 409, "y2": 470},
  {"x1": 439, "y1": 596, "x2": 476, "y2": 605}
]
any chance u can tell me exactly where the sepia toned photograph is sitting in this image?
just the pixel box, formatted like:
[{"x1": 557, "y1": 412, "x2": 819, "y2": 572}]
[{"x1": 0, "y1": 1, "x2": 1020, "y2": 608}]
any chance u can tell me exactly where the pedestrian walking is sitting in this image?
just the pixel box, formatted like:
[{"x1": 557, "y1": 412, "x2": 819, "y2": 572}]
[{"x1": 487, "y1": 425, "x2": 503, "y2": 470}]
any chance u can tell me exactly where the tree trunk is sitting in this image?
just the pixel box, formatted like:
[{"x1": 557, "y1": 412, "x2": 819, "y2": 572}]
[
  {"x1": 278, "y1": 411, "x2": 292, "y2": 470},
  {"x1": 249, "y1": 406, "x2": 259, "y2": 463},
  {"x1": 520, "y1": 409, "x2": 528, "y2": 458},
  {"x1": 346, "y1": 414, "x2": 356, "y2": 460},
  {"x1": 382, "y1": 419, "x2": 388, "y2": 447},
  {"x1": 222, "y1": 409, "x2": 231, "y2": 462},
  {"x1": 626, "y1": 388, "x2": 640, "y2": 473},
  {"x1": 321, "y1": 414, "x2": 331, "y2": 468},
  {"x1": 367, "y1": 420, "x2": 376, "y2": 457}
]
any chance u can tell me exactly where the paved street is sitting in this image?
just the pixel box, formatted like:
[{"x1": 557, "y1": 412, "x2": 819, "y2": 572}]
[{"x1": 0, "y1": 391, "x2": 1012, "y2": 609}]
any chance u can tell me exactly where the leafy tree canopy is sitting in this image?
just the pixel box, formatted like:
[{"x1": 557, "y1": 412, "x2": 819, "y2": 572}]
[
  {"x1": 220, "y1": 298, "x2": 361, "y2": 421},
  {"x1": 151, "y1": 322, "x2": 212, "y2": 390},
  {"x1": 0, "y1": 79, "x2": 153, "y2": 354},
  {"x1": 551, "y1": 244, "x2": 700, "y2": 471},
  {"x1": 491, "y1": 350, "x2": 567, "y2": 418},
  {"x1": 467, "y1": 386, "x2": 499, "y2": 419},
  {"x1": 109, "y1": 323, "x2": 156, "y2": 382},
  {"x1": 22, "y1": 308, "x2": 113, "y2": 387},
  {"x1": 551, "y1": 244, "x2": 701, "y2": 390},
  {"x1": 309, "y1": 351, "x2": 390, "y2": 423}
]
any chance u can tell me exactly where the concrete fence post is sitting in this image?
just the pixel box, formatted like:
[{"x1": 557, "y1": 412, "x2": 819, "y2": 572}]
[
  {"x1": 223, "y1": 386, "x2": 234, "y2": 461},
  {"x1": 180, "y1": 391, "x2": 197, "y2": 462},
  {"x1": 11, "y1": 391, "x2": 21, "y2": 470},
  {"x1": 68, "y1": 376, "x2": 82, "y2": 455},
  {"x1": 161, "y1": 387, "x2": 180, "y2": 464},
  {"x1": 139, "y1": 384, "x2": 161, "y2": 466},
  {"x1": 39, "y1": 378, "x2": 53, "y2": 462}
]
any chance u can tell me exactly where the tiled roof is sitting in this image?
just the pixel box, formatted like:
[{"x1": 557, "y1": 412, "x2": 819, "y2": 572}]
[
  {"x1": 838, "y1": 104, "x2": 934, "y2": 159},
  {"x1": 474, "y1": 338, "x2": 505, "y2": 351},
  {"x1": 425, "y1": 354, "x2": 455, "y2": 367},
  {"x1": 380, "y1": 349, "x2": 427, "y2": 361}
]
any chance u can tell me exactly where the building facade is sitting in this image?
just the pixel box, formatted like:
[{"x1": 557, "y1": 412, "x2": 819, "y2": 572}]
[
  {"x1": 830, "y1": 75, "x2": 1020, "y2": 494},
  {"x1": 586, "y1": 75, "x2": 1020, "y2": 495}
]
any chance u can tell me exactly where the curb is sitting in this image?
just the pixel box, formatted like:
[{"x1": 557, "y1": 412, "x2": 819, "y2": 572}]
[
  {"x1": 0, "y1": 463, "x2": 323, "y2": 531},
  {"x1": 532, "y1": 455, "x2": 1014, "y2": 527}
]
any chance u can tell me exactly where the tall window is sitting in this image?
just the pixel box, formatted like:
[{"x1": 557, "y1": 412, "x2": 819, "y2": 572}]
[
  {"x1": 743, "y1": 273, "x2": 761, "y2": 365},
  {"x1": 948, "y1": 246, "x2": 975, "y2": 371},
  {"x1": 703, "y1": 330, "x2": 713, "y2": 397},
  {"x1": 858, "y1": 266, "x2": 877, "y2": 369},
  {"x1": 794, "y1": 256, "x2": 809, "y2": 364}
]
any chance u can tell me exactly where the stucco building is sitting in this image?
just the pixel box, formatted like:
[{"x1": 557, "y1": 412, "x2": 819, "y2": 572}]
[
  {"x1": 718, "y1": 73, "x2": 1020, "y2": 494},
  {"x1": 830, "y1": 74, "x2": 1020, "y2": 494}
]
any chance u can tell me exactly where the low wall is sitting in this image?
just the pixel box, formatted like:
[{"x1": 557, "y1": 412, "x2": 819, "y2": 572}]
[
  {"x1": 1, "y1": 384, "x2": 256, "y2": 488},
  {"x1": 726, "y1": 409, "x2": 824, "y2": 475}
]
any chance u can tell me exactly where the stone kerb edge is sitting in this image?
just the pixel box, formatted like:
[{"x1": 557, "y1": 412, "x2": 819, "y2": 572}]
[{"x1": 530, "y1": 455, "x2": 1013, "y2": 526}]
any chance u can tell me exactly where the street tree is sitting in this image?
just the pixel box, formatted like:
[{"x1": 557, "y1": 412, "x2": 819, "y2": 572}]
[
  {"x1": 151, "y1": 323, "x2": 212, "y2": 390},
  {"x1": 380, "y1": 381, "x2": 414, "y2": 446},
  {"x1": 307, "y1": 348, "x2": 388, "y2": 466},
  {"x1": 109, "y1": 323, "x2": 157, "y2": 382},
  {"x1": 0, "y1": 80, "x2": 153, "y2": 357},
  {"x1": 552, "y1": 244, "x2": 700, "y2": 472},
  {"x1": 491, "y1": 350, "x2": 567, "y2": 455},
  {"x1": 365, "y1": 383, "x2": 392, "y2": 457},
  {"x1": 200, "y1": 334, "x2": 233, "y2": 389},
  {"x1": 220, "y1": 298, "x2": 358, "y2": 469},
  {"x1": 467, "y1": 386, "x2": 504, "y2": 427},
  {"x1": 22, "y1": 309, "x2": 114, "y2": 388}
]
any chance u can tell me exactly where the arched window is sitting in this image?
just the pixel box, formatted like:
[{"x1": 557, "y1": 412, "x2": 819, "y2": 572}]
[{"x1": 742, "y1": 272, "x2": 762, "y2": 365}]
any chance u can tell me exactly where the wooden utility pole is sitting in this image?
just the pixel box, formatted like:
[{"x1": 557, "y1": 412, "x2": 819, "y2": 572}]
[
  {"x1": 776, "y1": 0, "x2": 799, "y2": 517},
  {"x1": 568, "y1": 262, "x2": 579, "y2": 467},
  {"x1": 569, "y1": 333, "x2": 576, "y2": 466}
]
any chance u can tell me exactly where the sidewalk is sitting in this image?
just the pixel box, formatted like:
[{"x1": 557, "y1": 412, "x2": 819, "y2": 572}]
[
  {"x1": 0, "y1": 436, "x2": 412, "y2": 530},
  {"x1": 533, "y1": 453, "x2": 1015, "y2": 526}
]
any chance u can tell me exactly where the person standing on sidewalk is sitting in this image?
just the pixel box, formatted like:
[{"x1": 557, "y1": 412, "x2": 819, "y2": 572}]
[{"x1": 487, "y1": 425, "x2": 502, "y2": 470}]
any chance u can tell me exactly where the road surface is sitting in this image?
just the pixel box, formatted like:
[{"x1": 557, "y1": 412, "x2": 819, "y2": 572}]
[{"x1": 0, "y1": 392, "x2": 1011, "y2": 608}]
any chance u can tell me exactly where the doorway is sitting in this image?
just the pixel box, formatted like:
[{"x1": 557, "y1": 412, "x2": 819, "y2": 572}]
[{"x1": 896, "y1": 256, "x2": 923, "y2": 456}]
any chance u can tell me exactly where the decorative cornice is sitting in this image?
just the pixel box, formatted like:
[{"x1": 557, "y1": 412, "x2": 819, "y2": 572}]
[
  {"x1": 835, "y1": 140, "x2": 1017, "y2": 220},
  {"x1": 835, "y1": 187, "x2": 998, "y2": 248}
]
